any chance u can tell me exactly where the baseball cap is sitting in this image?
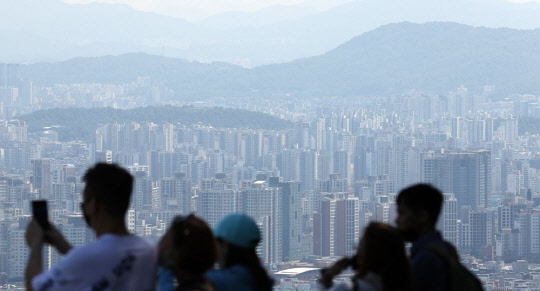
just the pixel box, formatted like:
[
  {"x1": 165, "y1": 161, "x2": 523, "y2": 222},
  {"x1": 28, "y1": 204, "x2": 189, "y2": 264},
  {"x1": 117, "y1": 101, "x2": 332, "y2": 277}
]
[{"x1": 214, "y1": 214, "x2": 261, "y2": 248}]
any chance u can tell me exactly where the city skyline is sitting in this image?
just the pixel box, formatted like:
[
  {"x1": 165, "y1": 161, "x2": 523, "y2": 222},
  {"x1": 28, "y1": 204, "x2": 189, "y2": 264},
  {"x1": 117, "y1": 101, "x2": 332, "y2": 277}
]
[
  {"x1": 1, "y1": 1, "x2": 540, "y2": 289},
  {"x1": 2, "y1": 58, "x2": 540, "y2": 288}
]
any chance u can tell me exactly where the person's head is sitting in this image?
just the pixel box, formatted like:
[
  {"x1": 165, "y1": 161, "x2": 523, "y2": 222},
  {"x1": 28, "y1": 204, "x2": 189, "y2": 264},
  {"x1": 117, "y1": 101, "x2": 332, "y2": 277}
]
[
  {"x1": 81, "y1": 163, "x2": 133, "y2": 227},
  {"x1": 356, "y1": 222, "x2": 413, "y2": 291},
  {"x1": 395, "y1": 183, "x2": 443, "y2": 242},
  {"x1": 214, "y1": 214, "x2": 261, "y2": 250},
  {"x1": 213, "y1": 214, "x2": 272, "y2": 291},
  {"x1": 213, "y1": 213, "x2": 261, "y2": 268},
  {"x1": 159, "y1": 214, "x2": 217, "y2": 276}
]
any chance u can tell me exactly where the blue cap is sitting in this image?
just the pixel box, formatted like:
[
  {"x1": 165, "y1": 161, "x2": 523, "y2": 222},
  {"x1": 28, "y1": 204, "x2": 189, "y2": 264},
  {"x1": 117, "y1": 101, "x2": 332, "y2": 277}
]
[{"x1": 214, "y1": 214, "x2": 261, "y2": 248}]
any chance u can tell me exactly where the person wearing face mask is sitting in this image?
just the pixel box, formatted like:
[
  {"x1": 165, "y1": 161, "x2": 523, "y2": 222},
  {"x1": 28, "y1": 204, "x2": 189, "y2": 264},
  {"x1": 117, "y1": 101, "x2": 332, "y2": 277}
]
[
  {"x1": 158, "y1": 214, "x2": 217, "y2": 291},
  {"x1": 25, "y1": 163, "x2": 156, "y2": 291}
]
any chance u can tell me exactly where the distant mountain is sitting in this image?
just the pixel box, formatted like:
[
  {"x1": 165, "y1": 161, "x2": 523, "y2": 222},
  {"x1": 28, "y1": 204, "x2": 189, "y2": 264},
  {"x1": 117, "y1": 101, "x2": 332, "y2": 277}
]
[
  {"x1": 21, "y1": 22, "x2": 540, "y2": 97},
  {"x1": 21, "y1": 53, "x2": 249, "y2": 99},
  {"x1": 2, "y1": 0, "x2": 540, "y2": 65},
  {"x1": 0, "y1": 0, "x2": 197, "y2": 62},
  {"x1": 18, "y1": 106, "x2": 292, "y2": 141},
  {"x1": 252, "y1": 22, "x2": 540, "y2": 96}
]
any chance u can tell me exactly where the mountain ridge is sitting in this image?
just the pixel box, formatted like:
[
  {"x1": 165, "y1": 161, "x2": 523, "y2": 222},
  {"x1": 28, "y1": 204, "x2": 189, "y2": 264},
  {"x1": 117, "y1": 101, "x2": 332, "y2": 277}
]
[
  {"x1": 2, "y1": 0, "x2": 540, "y2": 65},
  {"x1": 20, "y1": 22, "x2": 540, "y2": 97}
]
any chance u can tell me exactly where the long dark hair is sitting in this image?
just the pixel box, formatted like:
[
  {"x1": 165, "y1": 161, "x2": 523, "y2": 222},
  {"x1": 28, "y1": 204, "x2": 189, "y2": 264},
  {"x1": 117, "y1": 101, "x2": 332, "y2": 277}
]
[
  {"x1": 220, "y1": 240, "x2": 273, "y2": 291},
  {"x1": 355, "y1": 222, "x2": 414, "y2": 291},
  {"x1": 172, "y1": 215, "x2": 217, "y2": 274}
]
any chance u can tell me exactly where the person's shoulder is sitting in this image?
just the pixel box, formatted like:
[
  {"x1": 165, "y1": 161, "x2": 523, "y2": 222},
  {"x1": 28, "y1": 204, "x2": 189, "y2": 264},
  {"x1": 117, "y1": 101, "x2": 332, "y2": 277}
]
[
  {"x1": 328, "y1": 281, "x2": 354, "y2": 291},
  {"x1": 207, "y1": 266, "x2": 245, "y2": 281},
  {"x1": 442, "y1": 241, "x2": 460, "y2": 259},
  {"x1": 411, "y1": 242, "x2": 457, "y2": 280},
  {"x1": 227, "y1": 265, "x2": 252, "y2": 275},
  {"x1": 46, "y1": 241, "x2": 107, "y2": 271},
  {"x1": 328, "y1": 279, "x2": 379, "y2": 291},
  {"x1": 100, "y1": 234, "x2": 154, "y2": 250},
  {"x1": 421, "y1": 241, "x2": 459, "y2": 261},
  {"x1": 411, "y1": 246, "x2": 447, "y2": 270},
  {"x1": 67, "y1": 235, "x2": 152, "y2": 259},
  {"x1": 124, "y1": 234, "x2": 154, "y2": 248},
  {"x1": 412, "y1": 233, "x2": 451, "y2": 258},
  {"x1": 63, "y1": 239, "x2": 105, "y2": 259},
  {"x1": 210, "y1": 265, "x2": 250, "y2": 275},
  {"x1": 207, "y1": 265, "x2": 254, "y2": 288}
]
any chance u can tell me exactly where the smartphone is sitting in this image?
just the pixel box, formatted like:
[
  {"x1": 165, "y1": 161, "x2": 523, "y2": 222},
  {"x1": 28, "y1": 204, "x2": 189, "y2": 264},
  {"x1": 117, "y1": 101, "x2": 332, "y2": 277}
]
[{"x1": 31, "y1": 200, "x2": 50, "y2": 230}]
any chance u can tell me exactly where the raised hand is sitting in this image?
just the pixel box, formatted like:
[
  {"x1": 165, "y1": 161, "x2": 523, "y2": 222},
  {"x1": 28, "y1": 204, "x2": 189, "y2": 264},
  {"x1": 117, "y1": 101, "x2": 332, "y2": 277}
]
[
  {"x1": 25, "y1": 220, "x2": 44, "y2": 248},
  {"x1": 44, "y1": 224, "x2": 73, "y2": 255}
]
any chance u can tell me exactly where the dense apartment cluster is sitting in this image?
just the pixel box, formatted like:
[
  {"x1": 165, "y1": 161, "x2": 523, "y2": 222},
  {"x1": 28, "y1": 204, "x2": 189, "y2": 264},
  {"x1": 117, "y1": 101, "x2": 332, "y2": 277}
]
[
  {"x1": 1, "y1": 64, "x2": 540, "y2": 289},
  {"x1": 0, "y1": 64, "x2": 173, "y2": 118}
]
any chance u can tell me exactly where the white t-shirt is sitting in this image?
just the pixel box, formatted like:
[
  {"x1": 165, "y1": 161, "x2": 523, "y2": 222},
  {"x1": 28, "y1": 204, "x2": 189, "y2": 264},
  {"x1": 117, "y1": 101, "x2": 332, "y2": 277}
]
[{"x1": 32, "y1": 234, "x2": 156, "y2": 291}]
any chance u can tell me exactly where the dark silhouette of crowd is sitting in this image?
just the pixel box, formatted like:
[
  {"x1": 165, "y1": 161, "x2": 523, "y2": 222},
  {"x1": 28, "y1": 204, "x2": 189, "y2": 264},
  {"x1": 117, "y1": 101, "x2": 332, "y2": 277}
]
[{"x1": 25, "y1": 163, "x2": 483, "y2": 291}]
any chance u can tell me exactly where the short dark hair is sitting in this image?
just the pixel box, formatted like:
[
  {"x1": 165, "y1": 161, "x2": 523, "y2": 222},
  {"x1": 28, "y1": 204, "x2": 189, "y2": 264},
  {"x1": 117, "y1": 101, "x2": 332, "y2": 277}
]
[
  {"x1": 83, "y1": 163, "x2": 133, "y2": 218},
  {"x1": 396, "y1": 184, "x2": 443, "y2": 225}
]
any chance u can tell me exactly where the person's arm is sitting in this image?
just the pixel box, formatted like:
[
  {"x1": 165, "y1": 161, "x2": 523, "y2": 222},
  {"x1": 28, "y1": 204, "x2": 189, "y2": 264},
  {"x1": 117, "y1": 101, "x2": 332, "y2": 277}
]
[
  {"x1": 45, "y1": 224, "x2": 72, "y2": 255},
  {"x1": 29, "y1": 247, "x2": 87, "y2": 291},
  {"x1": 318, "y1": 257, "x2": 351, "y2": 289},
  {"x1": 25, "y1": 220, "x2": 44, "y2": 291},
  {"x1": 25, "y1": 220, "x2": 76, "y2": 291}
]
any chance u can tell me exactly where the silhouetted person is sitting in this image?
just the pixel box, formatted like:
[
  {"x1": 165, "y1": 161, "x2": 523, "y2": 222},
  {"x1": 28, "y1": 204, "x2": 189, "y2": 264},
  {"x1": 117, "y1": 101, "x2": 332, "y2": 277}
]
[
  {"x1": 25, "y1": 163, "x2": 156, "y2": 291},
  {"x1": 211, "y1": 214, "x2": 273, "y2": 291},
  {"x1": 395, "y1": 184, "x2": 460, "y2": 291},
  {"x1": 318, "y1": 222, "x2": 414, "y2": 291},
  {"x1": 158, "y1": 214, "x2": 217, "y2": 291},
  {"x1": 158, "y1": 214, "x2": 272, "y2": 291}
]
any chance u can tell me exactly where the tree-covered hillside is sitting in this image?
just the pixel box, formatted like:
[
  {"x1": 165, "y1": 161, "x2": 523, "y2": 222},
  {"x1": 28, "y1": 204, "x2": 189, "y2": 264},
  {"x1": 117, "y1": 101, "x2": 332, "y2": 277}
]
[{"x1": 18, "y1": 106, "x2": 292, "y2": 141}]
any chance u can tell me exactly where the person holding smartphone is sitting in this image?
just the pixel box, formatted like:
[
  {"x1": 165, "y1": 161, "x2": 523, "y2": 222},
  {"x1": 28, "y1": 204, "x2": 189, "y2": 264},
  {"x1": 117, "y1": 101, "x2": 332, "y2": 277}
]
[{"x1": 25, "y1": 163, "x2": 157, "y2": 291}]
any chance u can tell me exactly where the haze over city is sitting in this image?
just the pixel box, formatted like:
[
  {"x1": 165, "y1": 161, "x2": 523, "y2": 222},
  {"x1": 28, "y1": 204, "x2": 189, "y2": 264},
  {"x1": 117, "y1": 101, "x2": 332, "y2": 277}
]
[
  {"x1": 1, "y1": 0, "x2": 540, "y2": 65},
  {"x1": 0, "y1": 0, "x2": 540, "y2": 289}
]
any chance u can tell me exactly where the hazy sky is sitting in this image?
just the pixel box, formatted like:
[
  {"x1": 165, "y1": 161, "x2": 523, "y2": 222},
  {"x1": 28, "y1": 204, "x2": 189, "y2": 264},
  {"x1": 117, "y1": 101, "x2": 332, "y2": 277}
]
[{"x1": 63, "y1": 0, "x2": 355, "y2": 20}]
